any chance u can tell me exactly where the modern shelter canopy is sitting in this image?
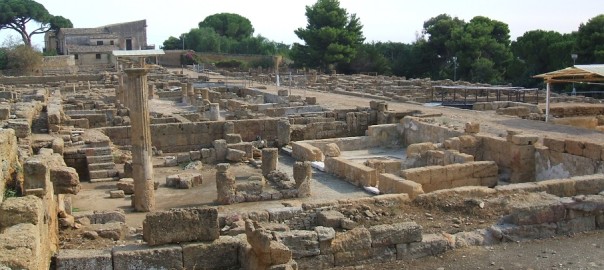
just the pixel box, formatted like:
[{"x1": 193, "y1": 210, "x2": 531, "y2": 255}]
[
  {"x1": 534, "y1": 64, "x2": 604, "y2": 122},
  {"x1": 534, "y1": 64, "x2": 604, "y2": 83}
]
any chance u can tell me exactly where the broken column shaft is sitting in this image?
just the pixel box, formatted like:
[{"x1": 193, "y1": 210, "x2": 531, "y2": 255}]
[
  {"x1": 125, "y1": 68, "x2": 155, "y2": 212},
  {"x1": 262, "y1": 148, "x2": 278, "y2": 177}
]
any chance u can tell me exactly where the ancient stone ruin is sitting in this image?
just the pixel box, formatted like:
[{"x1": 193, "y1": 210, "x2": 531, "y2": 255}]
[{"x1": 0, "y1": 60, "x2": 603, "y2": 270}]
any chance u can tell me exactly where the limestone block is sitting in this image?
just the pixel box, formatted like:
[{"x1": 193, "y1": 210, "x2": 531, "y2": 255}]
[
  {"x1": 472, "y1": 161, "x2": 498, "y2": 178},
  {"x1": 225, "y1": 133, "x2": 242, "y2": 144},
  {"x1": 0, "y1": 195, "x2": 44, "y2": 229},
  {"x1": 396, "y1": 233, "x2": 452, "y2": 260},
  {"x1": 0, "y1": 223, "x2": 41, "y2": 270},
  {"x1": 511, "y1": 134, "x2": 539, "y2": 146},
  {"x1": 88, "y1": 222, "x2": 128, "y2": 241},
  {"x1": 401, "y1": 167, "x2": 430, "y2": 185},
  {"x1": 444, "y1": 137, "x2": 461, "y2": 151},
  {"x1": 459, "y1": 135, "x2": 478, "y2": 148},
  {"x1": 52, "y1": 137, "x2": 64, "y2": 155},
  {"x1": 305, "y1": 96, "x2": 317, "y2": 105},
  {"x1": 537, "y1": 179, "x2": 576, "y2": 197},
  {"x1": 557, "y1": 216, "x2": 597, "y2": 235},
  {"x1": 213, "y1": 139, "x2": 228, "y2": 162},
  {"x1": 451, "y1": 177, "x2": 480, "y2": 188},
  {"x1": 333, "y1": 249, "x2": 372, "y2": 267},
  {"x1": 428, "y1": 166, "x2": 446, "y2": 184},
  {"x1": 583, "y1": 142, "x2": 603, "y2": 160},
  {"x1": 378, "y1": 174, "x2": 424, "y2": 199},
  {"x1": 296, "y1": 254, "x2": 334, "y2": 270},
  {"x1": 292, "y1": 142, "x2": 323, "y2": 162},
  {"x1": 275, "y1": 230, "x2": 320, "y2": 259},
  {"x1": 176, "y1": 152, "x2": 190, "y2": 163},
  {"x1": 331, "y1": 227, "x2": 372, "y2": 253},
  {"x1": 50, "y1": 166, "x2": 81, "y2": 195},
  {"x1": 510, "y1": 193, "x2": 566, "y2": 225},
  {"x1": 262, "y1": 148, "x2": 279, "y2": 176},
  {"x1": 226, "y1": 148, "x2": 246, "y2": 162},
  {"x1": 464, "y1": 122, "x2": 480, "y2": 134},
  {"x1": 0, "y1": 105, "x2": 10, "y2": 120},
  {"x1": 572, "y1": 174, "x2": 604, "y2": 195},
  {"x1": 543, "y1": 137, "x2": 565, "y2": 152},
  {"x1": 55, "y1": 249, "x2": 112, "y2": 270},
  {"x1": 189, "y1": 150, "x2": 201, "y2": 161},
  {"x1": 407, "y1": 142, "x2": 437, "y2": 156},
  {"x1": 369, "y1": 222, "x2": 422, "y2": 247},
  {"x1": 109, "y1": 190, "x2": 125, "y2": 198},
  {"x1": 447, "y1": 163, "x2": 474, "y2": 181},
  {"x1": 182, "y1": 236, "x2": 242, "y2": 270},
  {"x1": 480, "y1": 176, "x2": 498, "y2": 187},
  {"x1": 112, "y1": 244, "x2": 183, "y2": 270},
  {"x1": 23, "y1": 158, "x2": 51, "y2": 191},
  {"x1": 143, "y1": 207, "x2": 219, "y2": 246},
  {"x1": 318, "y1": 143, "x2": 340, "y2": 158},
  {"x1": 73, "y1": 210, "x2": 126, "y2": 224},
  {"x1": 116, "y1": 178, "x2": 135, "y2": 194},
  {"x1": 315, "y1": 226, "x2": 336, "y2": 254},
  {"x1": 565, "y1": 139, "x2": 585, "y2": 156},
  {"x1": 317, "y1": 210, "x2": 345, "y2": 228},
  {"x1": 267, "y1": 207, "x2": 303, "y2": 223}
]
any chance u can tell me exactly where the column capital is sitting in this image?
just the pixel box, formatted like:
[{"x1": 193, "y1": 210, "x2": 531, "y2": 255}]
[{"x1": 124, "y1": 68, "x2": 149, "y2": 76}]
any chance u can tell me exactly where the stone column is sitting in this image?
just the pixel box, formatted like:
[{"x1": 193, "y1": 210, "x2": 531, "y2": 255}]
[
  {"x1": 276, "y1": 119, "x2": 291, "y2": 147},
  {"x1": 181, "y1": 82, "x2": 189, "y2": 104},
  {"x1": 209, "y1": 103, "x2": 220, "y2": 121},
  {"x1": 125, "y1": 68, "x2": 155, "y2": 212},
  {"x1": 261, "y1": 148, "x2": 278, "y2": 177},
  {"x1": 115, "y1": 73, "x2": 125, "y2": 106},
  {"x1": 200, "y1": 88, "x2": 210, "y2": 101},
  {"x1": 294, "y1": 161, "x2": 312, "y2": 197},
  {"x1": 148, "y1": 83, "x2": 155, "y2": 100},
  {"x1": 224, "y1": 121, "x2": 235, "y2": 137},
  {"x1": 187, "y1": 82, "x2": 194, "y2": 104},
  {"x1": 216, "y1": 163, "x2": 235, "y2": 204}
]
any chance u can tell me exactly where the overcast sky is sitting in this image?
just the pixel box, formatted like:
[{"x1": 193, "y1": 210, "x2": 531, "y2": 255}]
[{"x1": 2, "y1": 0, "x2": 602, "y2": 49}]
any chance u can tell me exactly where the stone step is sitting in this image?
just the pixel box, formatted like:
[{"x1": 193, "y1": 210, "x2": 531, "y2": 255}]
[
  {"x1": 86, "y1": 155, "x2": 114, "y2": 164},
  {"x1": 79, "y1": 147, "x2": 112, "y2": 156},
  {"x1": 84, "y1": 139, "x2": 111, "y2": 148},
  {"x1": 90, "y1": 176, "x2": 120, "y2": 183},
  {"x1": 88, "y1": 162, "x2": 116, "y2": 171},
  {"x1": 89, "y1": 169, "x2": 119, "y2": 179}
]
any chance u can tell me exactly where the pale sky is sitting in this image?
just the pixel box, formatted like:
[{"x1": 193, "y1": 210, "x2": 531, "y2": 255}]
[{"x1": 1, "y1": 0, "x2": 602, "y2": 49}]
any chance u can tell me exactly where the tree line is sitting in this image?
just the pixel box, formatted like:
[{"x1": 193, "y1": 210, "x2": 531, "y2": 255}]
[{"x1": 1, "y1": 0, "x2": 602, "y2": 88}]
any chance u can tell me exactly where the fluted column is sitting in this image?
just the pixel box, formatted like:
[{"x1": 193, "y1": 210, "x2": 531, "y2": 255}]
[{"x1": 125, "y1": 68, "x2": 155, "y2": 212}]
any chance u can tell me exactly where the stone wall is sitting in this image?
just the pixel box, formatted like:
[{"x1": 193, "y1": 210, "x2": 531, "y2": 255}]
[
  {"x1": 0, "y1": 74, "x2": 103, "y2": 85},
  {"x1": 536, "y1": 137, "x2": 604, "y2": 180},
  {"x1": 1, "y1": 150, "x2": 80, "y2": 269},
  {"x1": 325, "y1": 157, "x2": 378, "y2": 187},
  {"x1": 400, "y1": 161, "x2": 498, "y2": 193},
  {"x1": 102, "y1": 118, "x2": 284, "y2": 153},
  {"x1": 0, "y1": 129, "x2": 20, "y2": 203},
  {"x1": 401, "y1": 117, "x2": 463, "y2": 146}
]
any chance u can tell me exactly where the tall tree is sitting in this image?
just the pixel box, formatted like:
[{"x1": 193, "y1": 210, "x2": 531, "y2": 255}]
[
  {"x1": 575, "y1": 14, "x2": 604, "y2": 64},
  {"x1": 291, "y1": 0, "x2": 365, "y2": 72},
  {"x1": 161, "y1": 36, "x2": 182, "y2": 50},
  {"x1": 421, "y1": 14, "x2": 465, "y2": 79},
  {"x1": 198, "y1": 13, "x2": 254, "y2": 41},
  {"x1": 510, "y1": 30, "x2": 575, "y2": 86},
  {"x1": 449, "y1": 16, "x2": 513, "y2": 83},
  {"x1": 0, "y1": 0, "x2": 72, "y2": 47}
]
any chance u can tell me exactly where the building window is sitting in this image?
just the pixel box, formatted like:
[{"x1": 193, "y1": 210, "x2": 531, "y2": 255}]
[
  {"x1": 74, "y1": 54, "x2": 79, "y2": 60},
  {"x1": 96, "y1": 54, "x2": 101, "y2": 59},
  {"x1": 110, "y1": 40, "x2": 114, "y2": 45},
  {"x1": 96, "y1": 40, "x2": 103, "y2": 45}
]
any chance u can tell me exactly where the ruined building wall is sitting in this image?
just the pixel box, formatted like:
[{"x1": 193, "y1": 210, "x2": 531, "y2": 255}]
[
  {"x1": 102, "y1": 118, "x2": 283, "y2": 153},
  {"x1": 0, "y1": 129, "x2": 20, "y2": 202},
  {"x1": 0, "y1": 74, "x2": 103, "y2": 85}
]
